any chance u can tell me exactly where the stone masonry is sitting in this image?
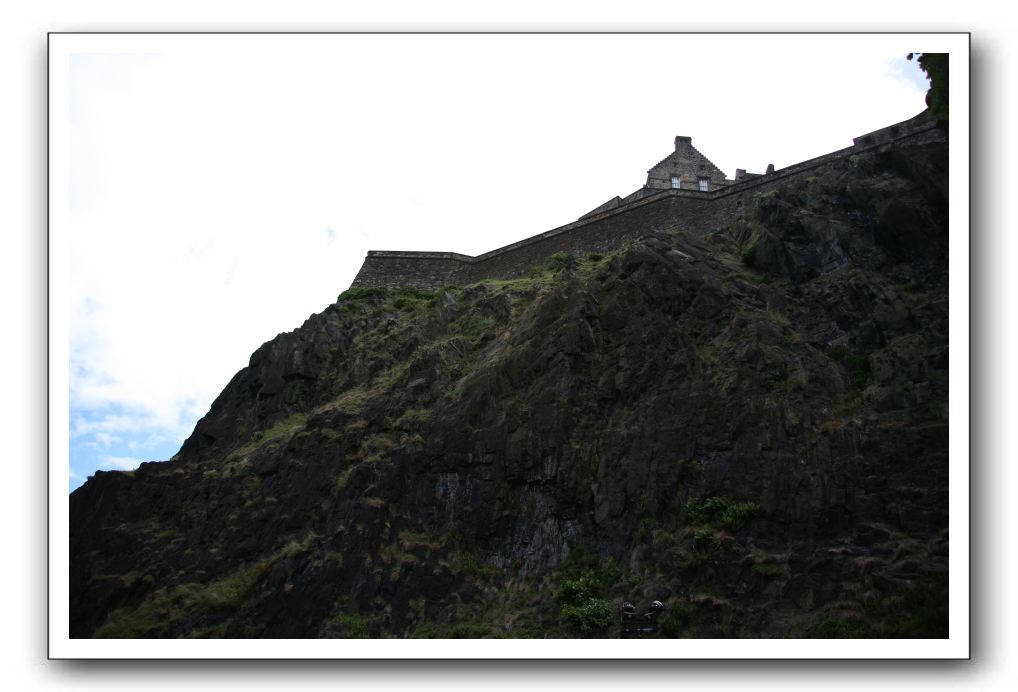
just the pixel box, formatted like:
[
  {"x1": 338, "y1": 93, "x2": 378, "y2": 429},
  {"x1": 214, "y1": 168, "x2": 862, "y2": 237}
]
[
  {"x1": 644, "y1": 135, "x2": 731, "y2": 192},
  {"x1": 349, "y1": 111, "x2": 939, "y2": 292}
]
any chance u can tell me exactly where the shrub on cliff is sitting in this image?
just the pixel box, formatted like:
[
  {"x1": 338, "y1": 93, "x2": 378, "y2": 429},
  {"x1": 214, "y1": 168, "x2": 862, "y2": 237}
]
[
  {"x1": 907, "y1": 52, "x2": 948, "y2": 125},
  {"x1": 556, "y1": 555, "x2": 622, "y2": 634},
  {"x1": 547, "y1": 251, "x2": 576, "y2": 271}
]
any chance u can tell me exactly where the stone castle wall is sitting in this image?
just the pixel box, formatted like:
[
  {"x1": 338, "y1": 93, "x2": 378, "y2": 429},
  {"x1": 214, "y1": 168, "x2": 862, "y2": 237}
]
[{"x1": 350, "y1": 112, "x2": 940, "y2": 292}]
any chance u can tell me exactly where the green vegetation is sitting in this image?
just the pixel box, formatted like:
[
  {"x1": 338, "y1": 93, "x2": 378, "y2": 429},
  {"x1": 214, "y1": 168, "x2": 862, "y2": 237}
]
[
  {"x1": 337, "y1": 286, "x2": 436, "y2": 315},
  {"x1": 880, "y1": 572, "x2": 949, "y2": 638},
  {"x1": 658, "y1": 602, "x2": 693, "y2": 637},
  {"x1": 331, "y1": 462, "x2": 362, "y2": 495},
  {"x1": 359, "y1": 432, "x2": 395, "y2": 463},
  {"x1": 561, "y1": 597, "x2": 614, "y2": 633},
  {"x1": 683, "y1": 496, "x2": 761, "y2": 530},
  {"x1": 556, "y1": 552, "x2": 622, "y2": 634},
  {"x1": 451, "y1": 551, "x2": 500, "y2": 581},
  {"x1": 414, "y1": 615, "x2": 495, "y2": 639},
  {"x1": 547, "y1": 251, "x2": 575, "y2": 272},
  {"x1": 188, "y1": 563, "x2": 264, "y2": 611},
  {"x1": 337, "y1": 614, "x2": 370, "y2": 638},
  {"x1": 676, "y1": 457, "x2": 700, "y2": 482},
  {"x1": 740, "y1": 236, "x2": 759, "y2": 266},
  {"x1": 446, "y1": 620, "x2": 494, "y2": 638},
  {"x1": 337, "y1": 286, "x2": 389, "y2": 313},
  {"x1": 577, "y1": 250, "x2": 615, "y2": 281},
  {"x1": 261, "y1": 413, "x2": 308, "y2": 440},
  {"x1": 234, "y1": 412, "x2": 308, "y2": 457},
  {"x1": 815, "y1": 617, "x2": 868, "y2": 638},
  {"x1": 374, "y1": 361, "x2": 411, "y2": 390},
  {"x1": 94, "y1": 532, "x2": 319, "y2": 638},
  {"x1": 183, "y1": 622, "x2": 230, "y2": 639},
  {"x1": 394, "y1": 408, "x2": 430, "y2": 428},
  {"x1": 410, "y1": 591, "x2": 551, "y2": 639},
  {"x1": 328, "y1": 386, "x2": 369, "y2": 415},
  {"x1": 633, "y1": 516, "x2": 656, "y2": 544},
  {"x1": 444, "y1": 312, "x2": 497, "y2": 349},
  {"x1": 907, "y1": 52, "x2": 948, "y2": 124},
  {"x1": 808, "y1": 571, "x2": 948, "y2": 638},
  {"x1": 398, "y1": 529, "x2": 443, "y2": 551},
  {"x1": 317, "y1": 362, "x2": 411, "y2": 418},
  {"x1": 93, "y1": 587, "x2": 189, "y2": 638},
  {"x1": 279, "y1": 532, "x2": 320, "y2": 558},
  {"x1": 825, "y1": 342, "x2": 874, "y2": 390},
  {"x1": 385, "y1": 286, "x2": 436, "y2": 313},
  {"x1": 337, "y1": 286, "x2": 388, "y2": 303},
  {"x1": 477, "y1": 272, "x2": 556, "y2": 294},
  {"x1": 691, "y1": 527, "x2": 723, "y2": 559},
  {"x1": 747, "y1": 549, "x2": 790, "y2": 577},
  {"x1": 378, "y1": 535, "x2": 416, "y2": 575},
  {"x1": 557, "y1": 548, "x2": 622, "y2": 587}
]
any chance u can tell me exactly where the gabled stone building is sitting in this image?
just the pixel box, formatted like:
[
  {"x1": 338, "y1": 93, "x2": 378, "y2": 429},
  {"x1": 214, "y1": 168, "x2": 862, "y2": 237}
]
[
  {"x1": 644, "y1": 135, "x2": 731, "y2": 192},
  {"x1": 578, "y1": 135, "x2": 757, "y2": 219}
]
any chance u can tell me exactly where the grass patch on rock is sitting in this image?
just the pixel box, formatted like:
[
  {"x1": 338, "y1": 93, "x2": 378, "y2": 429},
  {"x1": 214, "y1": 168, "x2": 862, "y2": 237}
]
[
  {"x1": 683, "y1": 496, "x2": 761, "y2": 530},
  {"x1": 233, "y1": 412, "x2": 308, "y2": 457},
  {"x1": 94, "y1": 532, "x2": 320, "y2": 638}
]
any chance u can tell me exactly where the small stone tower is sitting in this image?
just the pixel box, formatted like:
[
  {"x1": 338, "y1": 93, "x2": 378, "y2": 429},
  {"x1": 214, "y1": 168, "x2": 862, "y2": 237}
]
[{"x1": 644, "y1": 136, "x2": 730, "y2": 192}]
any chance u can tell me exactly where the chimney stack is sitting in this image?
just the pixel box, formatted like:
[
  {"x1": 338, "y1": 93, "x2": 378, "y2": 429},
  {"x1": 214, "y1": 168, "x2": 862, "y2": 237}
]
[{"x1": 675, "y1": 136, "x2": 692, "y2": 150}]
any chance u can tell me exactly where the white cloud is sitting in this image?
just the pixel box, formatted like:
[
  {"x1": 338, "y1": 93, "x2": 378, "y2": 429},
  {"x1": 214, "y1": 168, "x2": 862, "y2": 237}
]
[
  {"x1": 92, "y1": 431, "x2": 121, "y2": 447},
  {"x1": 97, "y1": 455, "x2": 143, "y2": 471}
]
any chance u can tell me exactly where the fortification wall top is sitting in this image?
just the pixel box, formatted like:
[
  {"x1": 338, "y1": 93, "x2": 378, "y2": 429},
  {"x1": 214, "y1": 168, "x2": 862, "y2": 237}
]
[
  {"x1": 365, "y1": 250, "x2": 474, "y2": 262},
  {"x1": 349, "y1": 110, "x2": 939, "y2": 291}
]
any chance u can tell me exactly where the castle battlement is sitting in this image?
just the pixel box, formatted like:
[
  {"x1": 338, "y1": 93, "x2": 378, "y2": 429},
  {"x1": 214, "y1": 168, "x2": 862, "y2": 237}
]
[{"x1": 350, "y1": 111, "x2": 939, "y2": 292}]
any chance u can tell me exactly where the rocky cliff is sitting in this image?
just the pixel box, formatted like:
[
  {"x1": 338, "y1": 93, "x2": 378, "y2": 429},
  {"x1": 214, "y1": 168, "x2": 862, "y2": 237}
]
[{"x1": 70, "y1": 120, "x2": 949, "y2": 639}]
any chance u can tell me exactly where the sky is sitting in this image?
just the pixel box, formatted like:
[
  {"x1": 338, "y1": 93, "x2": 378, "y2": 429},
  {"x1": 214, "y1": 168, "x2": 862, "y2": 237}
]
[{"x1": 56, "y1": 34, "x2": 931, "y2": 492}]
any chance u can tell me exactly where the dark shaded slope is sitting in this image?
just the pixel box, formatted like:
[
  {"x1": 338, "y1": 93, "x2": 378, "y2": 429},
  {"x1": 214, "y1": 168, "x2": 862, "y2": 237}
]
[{"x1": 70, "y1": 125, "x2": 949, "y2": 639}]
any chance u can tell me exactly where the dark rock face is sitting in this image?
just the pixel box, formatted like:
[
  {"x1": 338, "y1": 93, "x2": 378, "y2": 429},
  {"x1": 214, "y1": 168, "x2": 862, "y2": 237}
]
[{"x1": 70, "y1": 127, "x2": 949, "y2": 639}]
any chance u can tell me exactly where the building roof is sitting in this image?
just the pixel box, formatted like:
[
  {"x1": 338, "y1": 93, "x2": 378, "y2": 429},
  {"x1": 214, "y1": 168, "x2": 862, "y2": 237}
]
[{"x1": 645, "y1": 136, "x2": 728, "y2": 188}]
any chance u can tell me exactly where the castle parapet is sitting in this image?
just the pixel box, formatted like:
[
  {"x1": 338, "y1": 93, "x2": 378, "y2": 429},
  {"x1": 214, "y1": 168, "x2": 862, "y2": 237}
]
[
  {"x1": 350, "y1": 110, "x2": 940, "y2": 292},
  {"x1": 350, "y1": 251, "x2": 473, "y2": 292}
]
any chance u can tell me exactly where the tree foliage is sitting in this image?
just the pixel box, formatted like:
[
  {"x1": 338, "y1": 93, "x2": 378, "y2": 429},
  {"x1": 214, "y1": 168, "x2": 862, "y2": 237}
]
[{"x1": 907, "y1": 53, "x2": 948, "y2": 125}]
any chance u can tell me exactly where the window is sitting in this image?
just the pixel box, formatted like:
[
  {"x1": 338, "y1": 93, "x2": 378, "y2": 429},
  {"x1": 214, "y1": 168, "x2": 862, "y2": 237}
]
[
  {"x1": 698, "y1": 177, "x2": 710, "y2": 192},
  {"x1": 671, "y1": 176, "x2": 681, "y2": 189}
]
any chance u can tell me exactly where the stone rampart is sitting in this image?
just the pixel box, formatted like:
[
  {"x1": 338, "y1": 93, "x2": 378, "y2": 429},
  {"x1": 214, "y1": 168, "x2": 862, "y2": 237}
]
[{"x1": 350, "y1": 111, "x2": 940, "y2": 291}]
